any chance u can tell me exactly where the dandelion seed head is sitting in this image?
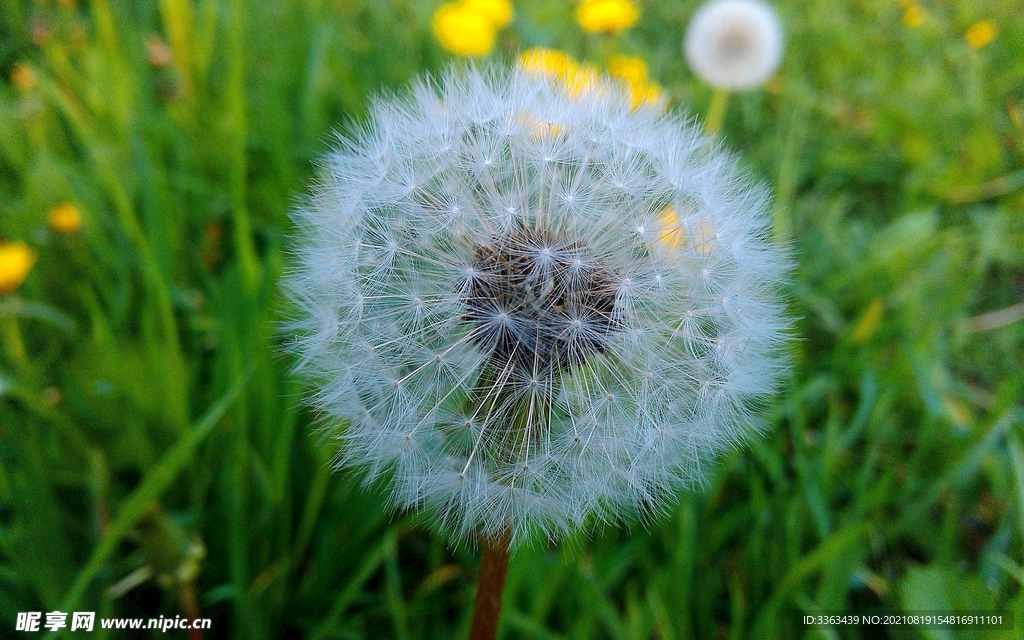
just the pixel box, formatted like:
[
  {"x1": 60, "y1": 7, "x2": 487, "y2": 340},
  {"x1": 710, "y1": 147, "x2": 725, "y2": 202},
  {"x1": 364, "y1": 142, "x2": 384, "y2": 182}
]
[
  {"x1": 684, "y1": 0, "x2": 784, "y2": 91},
  {"x1": 285, "y1": 65, "x2": 791, "y2": 547}
]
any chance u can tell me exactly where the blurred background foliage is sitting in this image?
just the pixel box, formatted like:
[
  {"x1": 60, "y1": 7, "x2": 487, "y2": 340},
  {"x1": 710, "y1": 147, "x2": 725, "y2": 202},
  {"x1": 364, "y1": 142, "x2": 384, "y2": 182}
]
[{"x1": 1, "y1": 0, "x2": 1023, "y2": 638}]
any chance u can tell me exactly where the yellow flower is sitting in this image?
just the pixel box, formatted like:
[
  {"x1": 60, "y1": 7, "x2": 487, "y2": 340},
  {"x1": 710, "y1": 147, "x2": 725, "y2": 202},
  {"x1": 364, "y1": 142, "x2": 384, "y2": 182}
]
[
  {"x1": 11, "y1": 64, "x2": 36, "y2": 93},
  {"x1": 518, "y1": 48, "x2": 598, "y2": 98},
  {"x1": 519, "y1": 48, "x2": 580, "y2": 81},
  {"x1": 519, "y1": 49, "x2": 658, "y2": 108},
  {"x1": 47, "y1": 203, "x2": 82, "y2": 234},
  {"x1": 902, "y1": 4, "x2": 925, "y2": 28},
  {"x1": 607, "y1": 55, "x2": 662, "y2": 108},
  {"x1": 517, "y1": 49, "x2": 580, "y2": 135},
  {"x1": 461, "y1": 0, "x2": 514, "y2": 28},
  {"x1": 657, "y1": 208, "x2": 714, "y2": 253},
  {"x1": 575, "y1": 0, "x2": 640, "y2": 34},
  {"x1": 607, "y1": 55, "x2": 648, "y2": 86},
  {"x1": 658, "y1": 207, "x2": 684, "y2": 249},
  {"x1": 965, "y1": 20, "x2": 997, "y2": 49},
  {"x1": 565, "y1": 63, "x2": 602, "y2": 98},
  {"x1": 432, "y1": 3, "x2": 496, "y2": 57},
  {"x1": 628, "y1": 81, "x2": 663, "y2": 109},
  {"x1": 0, "y1": 242, "x2": 36, "y2": 295}
]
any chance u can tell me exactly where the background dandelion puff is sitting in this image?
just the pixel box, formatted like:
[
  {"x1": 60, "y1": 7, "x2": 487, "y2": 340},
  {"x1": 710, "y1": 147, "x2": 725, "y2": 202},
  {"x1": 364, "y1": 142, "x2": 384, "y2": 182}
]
[{"x1": 684, "y1": 0, "x2": 784, "y2": 90}]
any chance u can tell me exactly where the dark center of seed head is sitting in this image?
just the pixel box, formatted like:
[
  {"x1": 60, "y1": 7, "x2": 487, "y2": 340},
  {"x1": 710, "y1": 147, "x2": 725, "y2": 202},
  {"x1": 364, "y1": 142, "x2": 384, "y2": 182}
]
[{"x1": 462, "y1": 229, "x2": 620, "y2": 376}]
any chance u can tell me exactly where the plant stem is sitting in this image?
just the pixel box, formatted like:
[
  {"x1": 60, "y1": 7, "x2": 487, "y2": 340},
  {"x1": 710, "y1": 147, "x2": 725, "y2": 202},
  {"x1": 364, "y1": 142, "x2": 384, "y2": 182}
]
[
  {"x1": 468, "y1": 530, "x2": 511, "y2": 640},
  {"x1": 705, "y1": 88, "x2": 730, "y2": 135},
  {"x1": 1, "y1": 315, "x2": 28, "y2": 373},
  {"x1": 180, "y1": 582, "x2": 205, "y2": 640}
]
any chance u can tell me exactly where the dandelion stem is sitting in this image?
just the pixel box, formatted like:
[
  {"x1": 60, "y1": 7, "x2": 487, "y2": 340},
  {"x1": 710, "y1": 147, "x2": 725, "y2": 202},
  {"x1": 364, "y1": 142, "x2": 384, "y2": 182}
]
[
  {"x1": 468, "y1": 530, "x2": 511, "y2": 640},
  {"x1": 180, "y1": 582, "x2": 205, "y2": 640},
  {"x1": 705, "y1": 88, "x2": 729, "y2": 134}
]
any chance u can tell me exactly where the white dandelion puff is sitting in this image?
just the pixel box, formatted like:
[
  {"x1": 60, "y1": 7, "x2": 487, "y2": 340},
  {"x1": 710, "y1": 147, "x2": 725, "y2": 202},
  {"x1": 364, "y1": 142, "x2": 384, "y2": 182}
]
[
  {"x1": 284, "y1": 65, "x2": 791, "y2": 548},
  {"x1": 684, "y1": 0, "x2": 784, "y2": 91}
]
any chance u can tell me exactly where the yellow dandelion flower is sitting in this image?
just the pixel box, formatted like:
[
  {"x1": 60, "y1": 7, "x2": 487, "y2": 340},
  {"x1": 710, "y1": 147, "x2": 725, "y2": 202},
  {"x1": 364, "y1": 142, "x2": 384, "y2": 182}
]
[
  {"x1": 566, "y1": 63, "x2": 602, "y2": 99},
  {"x1": 658, "y1": 207, "x2": 684, "y2": 249},
  {"x1": 47, "y1": 203, "x2": 82, "y2": 234},
  {"x1": 432, "y1": 3, "x2": 496, "y2": 57},
  {"x1": 608, "y1": 55, "x2": 648, "y2": 86},
  {"x1": 461, "y1": 0, "x2": 514, "y2": 28},
  {"x1": 965, "y1": 20, "x2": 996, "y2": 49},
  {"x1": 607, "y1": 55, "x2": 662, "y2": 109},
  {"x1": 0, "y1": 242, "x2": 36, "y2": 295},
  {"x1": 518, "y1": 48, "x2": 598, "y2": 98},
  {"x1": 628, "y1": 81, "x2": 663, "y2": 109},
  {"x1": 657, "y1": 208, "x2": 714, "y2": 253},
  {"x1": 519, "y1": 48, "x2": 580, "y2": 81},
  {"x1": 11, "y1": 64, "x2": 36, "y2": 93},
  {"x1": 902, "y1": 4, "x2": 925, "y2": 28},
  {"x1": 575, "y1": 0, "x2": 640, "y2": 34}
]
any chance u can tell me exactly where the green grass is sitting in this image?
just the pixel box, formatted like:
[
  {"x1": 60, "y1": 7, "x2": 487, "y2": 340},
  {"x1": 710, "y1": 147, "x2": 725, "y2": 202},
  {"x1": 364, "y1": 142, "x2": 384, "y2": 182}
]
[{"x1": 2, "y1": 0, "x2": 1023, "y2": 638}]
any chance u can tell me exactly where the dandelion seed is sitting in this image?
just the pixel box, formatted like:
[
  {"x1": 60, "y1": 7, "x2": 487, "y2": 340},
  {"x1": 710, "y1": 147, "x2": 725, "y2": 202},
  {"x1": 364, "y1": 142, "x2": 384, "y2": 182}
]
[
  {"x1": 0, "y1": 242, "x2": 35, "y2": 295},
  {"x1": 684, "y1": 0, "x2": 784, "y2": 91}
]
